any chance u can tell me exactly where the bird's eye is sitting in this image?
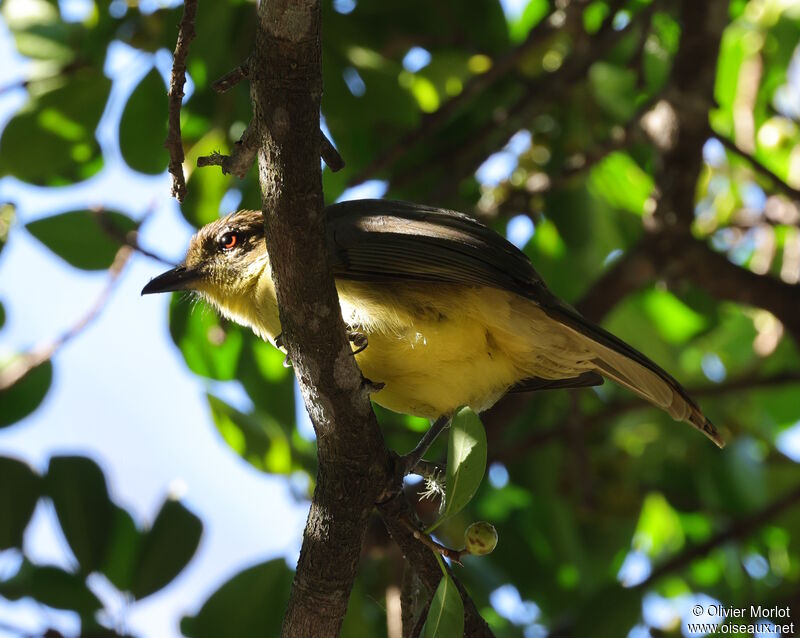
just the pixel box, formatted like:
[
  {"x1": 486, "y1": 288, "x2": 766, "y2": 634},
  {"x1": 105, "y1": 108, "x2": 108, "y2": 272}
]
[{"x1": 218, "y1": 231, "x2": 238, "y2": 251}]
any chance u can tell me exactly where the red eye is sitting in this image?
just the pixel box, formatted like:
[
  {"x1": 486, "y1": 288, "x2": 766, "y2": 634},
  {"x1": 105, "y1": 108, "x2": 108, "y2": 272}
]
[{"x1": 219, "y1": 232, "x2": 238, "y2": 251}]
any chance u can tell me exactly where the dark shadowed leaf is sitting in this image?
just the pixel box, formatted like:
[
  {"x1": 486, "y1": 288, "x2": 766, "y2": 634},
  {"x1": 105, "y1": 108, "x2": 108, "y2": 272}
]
[
  {"x1": 119, "y1": 68, "x2": 169, "y2": 174},
  {"x1": 100, "y1": 505, "x2": 143, "y2": 593},
  {"x1": 46, "y1": 456, "x2": 114, "y2": 574},
  {"x1": 0, "y1": 559, "x2": 101, "y2": 615},
  {"x1": 0, "y1": 456, "x2": 41, "y2": 549},
  {"x1": 422, "y1": 573, "x2": 464, "y2": 638},
  {"x1": 0, "y1": 360, "x2": 53, "y2": 428},
  {"x1": 26, "y1": 210, "x2": 137, "y2": 271},
  {"x1": 131, "y1": 498, "x2": 202, "y2": 599},
  {"x1": 180, "y1": 559, "x2": 293, "y2": 638}
]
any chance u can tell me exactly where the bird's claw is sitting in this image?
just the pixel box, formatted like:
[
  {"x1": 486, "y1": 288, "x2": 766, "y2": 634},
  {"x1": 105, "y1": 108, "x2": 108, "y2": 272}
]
[{"x1": 348, "y1": 331, "x2": 368, "y2": 356}]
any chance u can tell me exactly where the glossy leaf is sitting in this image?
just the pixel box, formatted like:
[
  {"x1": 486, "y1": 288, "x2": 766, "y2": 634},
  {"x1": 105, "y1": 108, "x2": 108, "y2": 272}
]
[
  {"x1": 435, "y1": 408, "x2": 487, "y2": 529},
  {"x1": 0, "y1": 360, "x2": 53, "y2": 428},
  {"x1": 0, "y1": 456, "x2": 41, "y2": 549},
  {"x1": 207, "y1": 394, "x2": 293, "y2": 475},
  {"x1": 180, "y1": 559, "x2": 293, "y2": 638},
  {"x1": 131, "y1": 498, "x2": 202, "y2": 599},
  {"x1": 0, "y1": 68, "x2": 109, "y2": 184},
  {"x1": 422, "y1": 573, "x2": 464, "y2": 638},
  {"x1": 169, "y1": 295, "x2": 244, "y2": 380},
  {"x1": 119, "y1": 68, "x2": 169, "y2": 174},
  {"x1": 26, "y1": 210, "x2": 137, "y2": 271},
  {"x1": 46, "y1": 455, "x2": 114, "y2": 574}
]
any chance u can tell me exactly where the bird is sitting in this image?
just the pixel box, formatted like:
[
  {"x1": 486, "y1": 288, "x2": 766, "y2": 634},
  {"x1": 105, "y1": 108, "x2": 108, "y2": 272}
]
[{"x1": 142, "y1": 199, "x2": 724, "y2": 448}]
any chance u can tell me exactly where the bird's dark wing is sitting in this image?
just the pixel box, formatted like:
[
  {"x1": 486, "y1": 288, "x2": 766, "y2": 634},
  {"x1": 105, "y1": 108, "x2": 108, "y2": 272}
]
[
  {"x1": 325, "y1": 199, "x2": 723, "y2": 447},
  {"x1": 326, "y1": 199, "x2": 546, "y2": 292},
  {"x1": 509, "y1": 372, "x2": 604, "y2": 393}
]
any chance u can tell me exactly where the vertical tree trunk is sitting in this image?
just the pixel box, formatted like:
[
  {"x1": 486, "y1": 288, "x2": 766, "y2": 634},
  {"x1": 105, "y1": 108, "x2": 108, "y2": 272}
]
[{"x1": 249, "y1": 1, "x2": 393, "y2": 635}]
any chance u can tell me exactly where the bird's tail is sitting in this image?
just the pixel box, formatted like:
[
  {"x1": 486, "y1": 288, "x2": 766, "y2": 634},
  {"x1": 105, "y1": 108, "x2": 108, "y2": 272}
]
[{"x1": 541, "y1": 301, "x2": 725, "y2": 448}]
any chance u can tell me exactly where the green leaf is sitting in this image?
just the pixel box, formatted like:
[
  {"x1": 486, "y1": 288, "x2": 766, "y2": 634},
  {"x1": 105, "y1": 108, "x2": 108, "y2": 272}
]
[
  {"x1": 588, "y1": 152, "x2": 654, "y2": 216},
  {"x1": 26, "y1": 210, "x2": 137, "y2": 271},
  {"x1": 100, "y1": 505, "x2": 143, "y2": 593},
  {"x1": 207, "y1": 394, "x2": 293, "y2": 475},
  {"x1": 437, "y1": 408, "x2": 487, "y2": 528},
  {"x1": 0, "y1": 559, "x2": 102, "y2": 615},
  {"x1": 119, "y1": 68, "x2": 169, "y2": 174},
  {"x1": 46, "y1": 455, "x2": 114, "y2": 574},
  {"x1": 131, "y1": 498, "x2": 202, "y2": 599},
  {"x1": 640, "y1": 289, "x2": 709, "y2": 344},
  {"x1": 237, "y1": 336, "x2": 295, "y2": 426},
  {"x1": 0, "y1": 203, "x2": 13, "y2": 258},
  {"x1": 0, "y1": 360, "x2": 53, "y2": 428},
  {"x1": 422, "y1": 573, "x2": 464, "y2": 638},
  {"x1": 180, "y1": 559, "x2": 293, "y2": 638},
  {"x1": 0, "y1": 68, "x2": 109, "y2": 184},
  {"x1": 169, "y1": 295, "x2": 243, "y2": 380},
  {"x1": 588, "y1": 62, "x2": 638, "y2": 121},
  {"x1": 0, "y1": 301, "x2": 5, "y2": 331},
  {"x1": 0, "y1": 456, "x2": 41, "y2": 549}
]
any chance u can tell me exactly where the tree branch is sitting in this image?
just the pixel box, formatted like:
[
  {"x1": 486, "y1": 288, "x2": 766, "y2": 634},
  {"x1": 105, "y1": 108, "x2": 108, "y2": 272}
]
[
  {"x1": 248, "y1": 2, "x2": 394, "y2": 636},
  {"x1": 165, "y1": 0, "x2": 197, "y2": 202},
  {"x1": 0, "y1": 246, "x2": 132, "y2": 390},
  {"x1": 378, "y1": 494, "x2": 495, "y2": 637},
  {"x1": 670, "y1": 238, "x2": 800, "y2": 344},
  {"x1": 649, "y1": 0, "x2": 728, "y2": 229},
  {"x1": 638, "y1": 483, "x2": 800, "y2": 588},
  {"x1": 197, "y1": 120, "x2": 259, "y2": 179},
  {"x1": 343, "y1": 0, "x2": 562, "y2": 188},
  {"x1": 718, "y1": 135, "x2": 800, "y2": 201}
]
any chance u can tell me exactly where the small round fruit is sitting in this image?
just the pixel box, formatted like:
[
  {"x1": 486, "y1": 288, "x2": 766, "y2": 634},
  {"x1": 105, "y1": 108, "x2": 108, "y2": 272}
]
[{"x1": 464, "y1": 521, "x2": 498, "y2": 556}]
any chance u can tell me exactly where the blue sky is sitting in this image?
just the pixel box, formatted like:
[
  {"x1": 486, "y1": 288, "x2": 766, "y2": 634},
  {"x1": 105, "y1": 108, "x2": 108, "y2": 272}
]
[{"x1": 0, "y1": 14, "x2": 309, "y2": 637}]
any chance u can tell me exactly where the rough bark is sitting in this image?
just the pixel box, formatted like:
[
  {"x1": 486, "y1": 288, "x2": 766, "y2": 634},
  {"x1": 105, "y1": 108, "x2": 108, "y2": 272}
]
[{"x1": 249, "y1": 2, "x2": 393, "y2": 635}]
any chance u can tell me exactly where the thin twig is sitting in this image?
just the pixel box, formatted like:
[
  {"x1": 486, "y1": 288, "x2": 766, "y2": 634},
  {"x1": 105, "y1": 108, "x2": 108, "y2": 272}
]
[
  {"x1": 0, "y1": 246, "x2": 133, "y2": 390},
  {"x1": 638, "y1": 483, "x2": 800, "y2": 588},
  {"x1": 197, "y1": 120, "x2": 258, "y2": 179},
  {"x1": 211, "y1": 62, "x2": 249, "y2": 93},
  {"x1": 395, "y1": 0, "x2": 640, "y2": 197},
  {"x1": 165, "y1": 0, "x2": 198, "y2": 202},
  {"x1": 211, "y1": 61, "x2": 343, "y2": 171},
  {"x1": 718, "y1": 135, "x2": 800, "y2": 201},
  {"x1": 91, "y1": 207, "x2": 172, "y2": 266},
  {"x1": 320, "y1": 130, "x2": 345, "y2": 172},
  {"x1": 399, "y1": 517, "x2": 464, "y2": 564},
  {"x1": 343, "y1": 0, "x2": 563, "y2": 188}
]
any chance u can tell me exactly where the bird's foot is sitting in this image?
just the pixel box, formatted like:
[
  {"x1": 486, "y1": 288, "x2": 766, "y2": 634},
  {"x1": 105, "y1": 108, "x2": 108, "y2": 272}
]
[
  {"x1": 348, "y1": 331, "x2": 368, "y2": 356},
  {"x1": 361, "y1": 376, "x2": 385, "y2": 394}
]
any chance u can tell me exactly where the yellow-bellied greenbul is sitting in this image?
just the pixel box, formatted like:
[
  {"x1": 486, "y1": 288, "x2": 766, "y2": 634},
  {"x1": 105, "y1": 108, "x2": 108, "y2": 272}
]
[{"x1": 142, "y1": 199, "x2": 724, "y2": 448}]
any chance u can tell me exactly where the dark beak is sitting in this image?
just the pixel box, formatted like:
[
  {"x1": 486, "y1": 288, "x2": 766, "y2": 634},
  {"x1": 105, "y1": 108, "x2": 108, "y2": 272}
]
[{"x1": 141, "y1": 265, "x2": 202, "y2": 295}]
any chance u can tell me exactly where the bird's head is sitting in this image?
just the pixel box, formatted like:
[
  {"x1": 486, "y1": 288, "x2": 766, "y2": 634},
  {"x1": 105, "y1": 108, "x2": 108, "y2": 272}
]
[{"x1": 141, "y1": 210, "x2": 270, "y2": 320}]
